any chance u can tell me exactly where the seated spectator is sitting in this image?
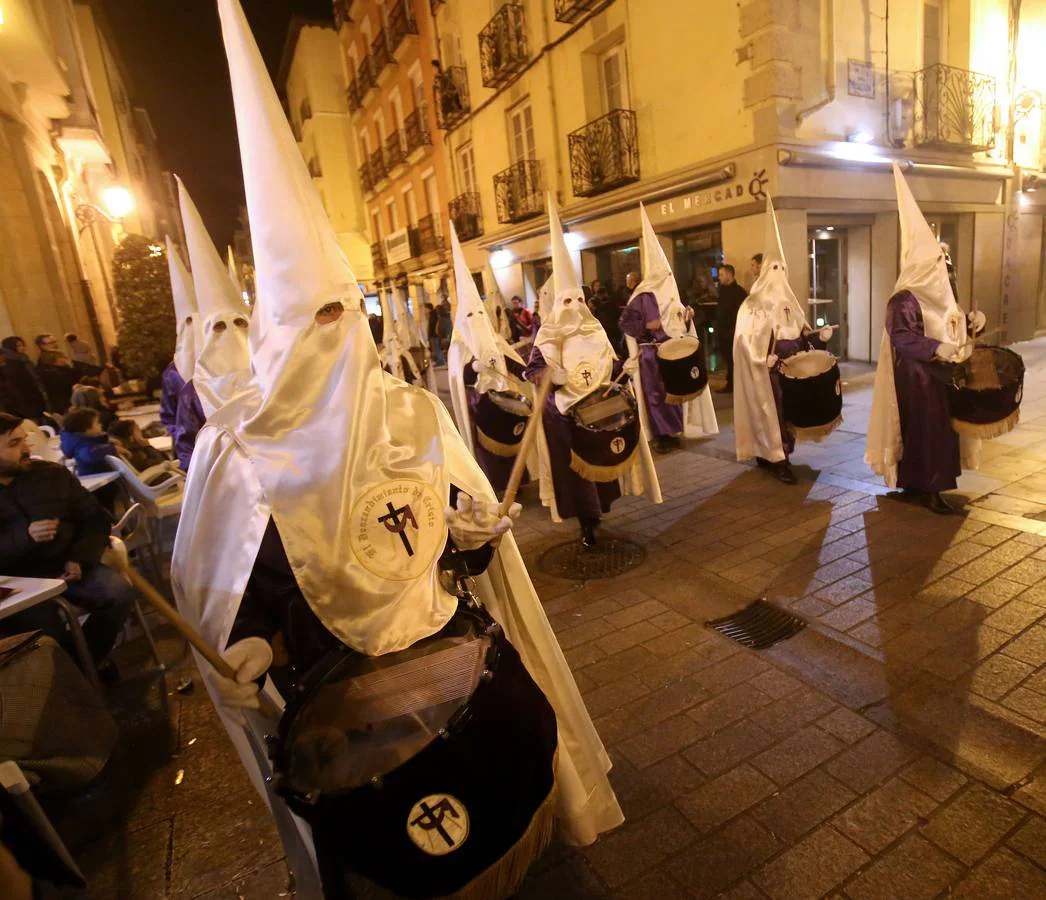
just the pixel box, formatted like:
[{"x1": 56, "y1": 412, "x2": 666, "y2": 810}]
[
  {"x1": 107, "y1": 420, "x2": 169, "y2": 474},
  {"x1": 0, "y1": 413, "x2": 136, "y2": 677},
  {"x1": 59, "y1": 409, "x2": 127, "y2": 477},
  {"x1": 64, "y1": 332, "x2": 97, "y2": 367},
  {"x1": 69, "y1": 385, "x2": 115, "y2": 430}
]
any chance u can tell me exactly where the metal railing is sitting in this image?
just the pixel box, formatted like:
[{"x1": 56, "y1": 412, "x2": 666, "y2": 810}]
[
  {"x1": 357, "y1": 54, "x2": 377, "y2": 99},
  {"x1": 388, "y1": 0, "x2": 418, "y2": 54},
  {"x1": 346, "y1": 79, "x2": 361, "y2": 113},
  {"x1": 449, "y1": 192, "x2": 483, "y2": 240},
  {"x1": 913, "y1": 63, "x2": 996, "y2": 152},
  {"x1": 568, "y1": 109, "x2": 640, "y2": 198},
  {"x1": 479, "y1": 3, "x2": 528, "y2": 90},
  {"x1": 359, "y1": 161, "x2": 374, "y2": 195},
  {"x1": 333, "y1": 0, "x2": 351, "y2": 30},
  {"x1": 416, "y1": 213, "x2": 444, "y2": 255},
  {"x1": 404, "y1": 106, "x2": 432, "y2": 155},
  {"x1": 554, "y1": 0, "x2": 603, "y2": 23},
  {"x1": 371, "y1": 241, "x2": 386, "y2": 273},
  {"x1": 369, "y1": 148, "x2": 388, "y2": 186},
  {"x1": 385, "y1": 130, "x2": 406, "y2": 171},
  {"x1": 493, "y1": 159, "x2": 543, "y2": 224},
  {"x1": 371, "y1": 30, "x2": 393, "y2": 78},
  {"x1": 434, "y1": 66, "x2": 470, "y2": 130}
]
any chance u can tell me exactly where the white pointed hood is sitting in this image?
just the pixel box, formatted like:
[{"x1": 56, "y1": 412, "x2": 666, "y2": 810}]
[
  {"x1": 177, "y1": 177, "x2": 250, "y2": 417},
  {"x1": 747, "y1": 195, "x2": 809, "y2": 337},
  {"x1": 534, "y1": 198, "x2": 614, "y2": 412},
  {"x1": 630, "y1": 203, "x2": 689, "y2": 339},
  {"x1": 892, "y1": 163, "x2": 965, "y2": 344},
  {"x1": 166, "y1": 234, "x2": 199, "y2": 381}
]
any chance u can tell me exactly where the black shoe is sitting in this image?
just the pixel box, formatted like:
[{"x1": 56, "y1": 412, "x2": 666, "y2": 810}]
[
  {"x1": 580, "y1": 518, "x2": 599, "y2": 550},
  {"x1": 755, "y1": 457, "x2": 772, "y2": 469},
  {"x1": 772, "y1": 462, "x2": 797, "y2": 485},
  {"x1": 654, "y1": 435, "x2": 678, "y2": 454},
  {"x1": 926, "y1": 492, "x2": 957, "y2": 515},
  {"x1": 887, "y1": 489, "x2": 921, "y2": 504},
  {"x1": 97, "y1": 660, "x2": 120, "y2": 686}
]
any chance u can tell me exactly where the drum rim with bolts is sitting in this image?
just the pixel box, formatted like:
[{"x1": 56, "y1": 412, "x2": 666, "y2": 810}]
[{"x1": 569, "y1": 384, "x2": 640, "y2": 482}]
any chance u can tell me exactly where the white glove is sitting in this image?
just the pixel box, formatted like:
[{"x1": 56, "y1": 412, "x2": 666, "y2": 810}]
[
  {"x1": 955, "y1": 341, "x2": 974, "y2": 363},
  {"x1": 623, "y1": 356, "x2": 640, "y2": 374},
  {"x1": 766, "y1": 353, "x2": 779, "y2": 369},
  {"x1": 210, "y1": 637, "x2": 273, "y2": 724},
  {"x1": 471, "y1": 359, "x2": 482, "y2": 372},
  {"x1": 818, "y1": 326, "x2": 834, "y2": 343},
  {"x1": 968, "y1": 310, "x2": 986, "y2": 335},
  {"x1": 549, "y1": 364, "x2": 569, "y2": 386},
  {"x1": 934, "y1": 342, "x2": 959, "y2": 362},
  {"x1": 445, "y1": 494, "x2": 521, "y2": 551}
]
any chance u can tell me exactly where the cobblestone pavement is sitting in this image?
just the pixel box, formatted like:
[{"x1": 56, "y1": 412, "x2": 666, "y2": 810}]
[{"x1": 62, "y1": 338, "x2": 1046, "y2": 898}]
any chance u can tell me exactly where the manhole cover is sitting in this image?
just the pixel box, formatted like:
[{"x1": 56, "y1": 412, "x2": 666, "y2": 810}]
[
  {"x1": 706, "y1": 599, "x2": 806, "y2": 650},
  {"x1": 537, "y1": 536, "x2": 645, "y2": 580}
]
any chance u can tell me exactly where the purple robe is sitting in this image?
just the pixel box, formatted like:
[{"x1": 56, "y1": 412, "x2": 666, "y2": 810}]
[
  {"x1": 160, "y1": 362, "x2": 185, "y2": 439},
  {"x1": 886, "y1": 291, "x2": 960, "y2": 492},
  {"x1": 173, "y1": 380, "x2": 205, "y2": 470},
  {"x1": 524, "y1": 346, "x2": 620, "y2": 521},
  {"x1": 463, "y1": 365, "x2": 515, "y2": 494},
  {"x1": 618, "y1": 291, "x2": 684, "y2": 439}
]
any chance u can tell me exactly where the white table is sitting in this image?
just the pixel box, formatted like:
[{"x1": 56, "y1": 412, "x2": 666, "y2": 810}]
[
  {"x1": 79, "y1": 472, "x2": 121, "y2": 492},
  {"x1": 117, "y1": 403, "x2": 162, "y2": 431},
  {"x1": 148, "y1": 435, "x2": 172, "y2": 453},
  {"x1": 0, "y1": 577, "x2": 66, "y2": 621}
]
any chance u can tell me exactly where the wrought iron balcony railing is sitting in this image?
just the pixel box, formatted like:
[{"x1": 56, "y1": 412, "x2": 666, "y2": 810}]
[
  {"x1": 332, "y1": 0, "x2": 352, "y2": 31},
  {"x1": 371, "y1": 240, "x2": 386, "y2": 273},
  {"x1": 449, "y1": 192, "x2": 483, "y2": 241},
  {"x1": 913, "y1": 63, "x2": 996, "y2": 152},
  {"x1": 434, "y1": 66, "x2": 470, "y2": 130},
  {"x1": 359, "y1": 161, "x2": 374, "y2": 195},
  {"x1": 299, "y1": 97, "x2": 313, "y2": 123},
  {"x1": 388, "y1": 0, "x2": 418, "y2": 56},
  {"x1": 493, "y1": 159, "x2": 543, "y2": 224},
  {"x1": 308, "y1": 157, "x2": 323, "y2": 178},
  {"x1": 370, "y1": 148, "x2": 388, "y2": 186},
  {"x1": 416, "y1": 213, "x2": 444, "y2": 255},
  {"x1": 479, "y1": 3, "x2": 528, "y2": 90},
  {"x1": 404, "y1": 106, "x2": 432, "y2": 157},
  {"x1": 554, "y1": 0, "x2": 603, "y2": 23},
  {"x1": 371, "y1": 30, "x2": 393, "y2": 79},
  {"x1": 568, "y1": 109, "x2": 640, "y2": 198},
  {"x1": 385, "y1": 130, "x2": 406, "y2": 172},
  {"x1": 346, "y1": 79, "x2": 361, "y2": 113},
  {"x1": 357, "y1": 54, "x2": 377, "y2": 100},
  {"x1": 430, "y1": 0, "x2": 445, "y2": 14}
]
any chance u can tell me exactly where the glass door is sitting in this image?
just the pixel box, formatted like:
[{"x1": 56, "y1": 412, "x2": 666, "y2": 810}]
[{"x1": 808, "y1": 229, "x2": 846, "y2": 358}]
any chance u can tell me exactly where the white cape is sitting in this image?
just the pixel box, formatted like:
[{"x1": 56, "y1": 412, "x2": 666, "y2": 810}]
[{"x1": 732, "y1": 298, "x2": 785, "y2": 462}]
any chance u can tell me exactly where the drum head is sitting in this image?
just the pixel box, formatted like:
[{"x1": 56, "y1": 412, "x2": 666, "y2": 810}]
[
  {"x1": 489, "y1": 390, "x2": 532, "y2": 417},
  {"x1": 779, "y1": 349, "x2": 836, "y2": 379},
  {"x1": 657, "y1": 335, "x2": 700, "y2": 361},
  {"x1": 572, "y1": 385, "x2": 637, "y2": 431}
]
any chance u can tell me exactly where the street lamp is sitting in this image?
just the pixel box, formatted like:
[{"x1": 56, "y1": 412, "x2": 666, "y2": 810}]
[{"x1": 101, "y1": 185, "x2": 135, "y2": 219}]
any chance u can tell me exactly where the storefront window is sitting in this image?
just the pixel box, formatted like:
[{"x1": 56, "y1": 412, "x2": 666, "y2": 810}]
[
  {"x1": 672, "y1": 226, "x2": 723, "y2": 308},
  {"x1": 585, "y1": 241, "x2": 639, "y2": 303}
]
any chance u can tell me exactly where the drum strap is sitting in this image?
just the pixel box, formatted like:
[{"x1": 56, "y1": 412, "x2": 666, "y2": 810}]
[{"x1": 341, "y1": 638, "x2": 489, "y2": 726}]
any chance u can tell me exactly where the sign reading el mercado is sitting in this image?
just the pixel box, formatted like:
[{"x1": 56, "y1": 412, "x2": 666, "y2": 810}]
[{"x1": 655, "y1": 167, "x2": 771, "y2": 221}]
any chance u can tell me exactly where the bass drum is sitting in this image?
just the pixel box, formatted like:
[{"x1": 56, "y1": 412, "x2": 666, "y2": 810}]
[
  {"x1": 568, "y1": 383, "x2": 640, "y2": 482},
  {"x1": 656, "y1": 335, "x2": 707, "y2": 404},
  {"x1": 271, "y1": 606, "x2": 558, "y2": 899},
  {"x1": 929, "y1": 345, "x2": 1024, "y2": 438},
  {"x1": 475, "y1": 389, "x2": 533, "y2": 457},
  {"x1": 777, "y1": 349, "x2": 843, "y2": 440}
]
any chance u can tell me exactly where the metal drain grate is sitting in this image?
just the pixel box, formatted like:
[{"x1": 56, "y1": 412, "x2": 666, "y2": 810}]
[
  {"x1": 705, "y1": 599, "x2": 806, "y2": 650},
  {"x1": 537, "y1": 536, "x2": 646, "y2": 580}
]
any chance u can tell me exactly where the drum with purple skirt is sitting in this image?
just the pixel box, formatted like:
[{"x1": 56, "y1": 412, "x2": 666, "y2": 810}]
[
  {"x1": 475, "y1": 389, "x2": 533, "y2": 457},
  {"x1": 568, "y1": 384, "x2": 640, "y2": 482},
  {"x1": 777, "y1": 349, "x2": 843, "y2": 440},
  {"x1": 655, "y1": 335, "x2": 707, "y2": 403},
  {"x1": 929, "y1": 345, "x2": 1024, "y2": 438}
]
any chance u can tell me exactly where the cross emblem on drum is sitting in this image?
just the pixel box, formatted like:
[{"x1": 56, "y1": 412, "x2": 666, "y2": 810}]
[
  {"x1": 377, "y1": 502, "x2": 418, "y2": 557},
  {"x1": 407, "y1": 794, "x2": 470, "y2": 855}
]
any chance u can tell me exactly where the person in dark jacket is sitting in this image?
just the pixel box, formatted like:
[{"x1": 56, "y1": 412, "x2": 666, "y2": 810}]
[
  {"x1": 107, "y1": 419, "x2": 169, "y2": 473},
  {"x1": 715, "y1": 264, "x2": 748, "y2": 393},
  {"x1": 593, "y1": 284, "x2": 624, "y2": 357},
  {"x1": 0, "y1": 413, "x2": 135, "y2": 669},
  {"x1": 59, "y1": 409, "x2": 126, "y2": 476},
  {"x1": 37, "y1": 353, "x2": 78, "y2": 413},
  {"x1": 0, "y1": 338, "x2": 48, "y2": 421}
]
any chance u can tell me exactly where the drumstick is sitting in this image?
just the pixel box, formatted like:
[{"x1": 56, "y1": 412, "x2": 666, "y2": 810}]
[
  {"x1": 498, "y1": 369, "x2": 554, "y2": 516},
  {"x1": 119, "y1": 565, "x2": 282, "y2": 719},
  {"x1": 601, "y1": 367, "x2": 629, "y2": 398}
]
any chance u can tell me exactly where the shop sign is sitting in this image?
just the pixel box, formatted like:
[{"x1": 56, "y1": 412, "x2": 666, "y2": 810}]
[
  {"x1": 384, "y1": 228, "x2": 412, "y2": 265},
  {"x1": 655, "y1": 167, "x2": 771, "y2": 221}
]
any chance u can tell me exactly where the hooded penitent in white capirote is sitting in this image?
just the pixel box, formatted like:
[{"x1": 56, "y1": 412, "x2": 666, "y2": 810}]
[
  {"x1": 172, "y1": 0, "x2": 621, "y2": 848},
  {"x1": 166, "y1": 235, "x2": 200, "y2": 382},
  {"x1": 447, "y1": 222, "x2": 527, "y2": 454},
  {"x1": 377, "y1": 285, "x2": 418, "y2": 381},
  {"x1": 732, "y1": 196, "x2": 809, "y2": 463},
  {"x1": 626, "y1": 203, "x2": 719, "y2": 439},
  {"x1": 389, "y1": 286, "x2": 438, "y2": 393},
  {"x1": 865, "y1": 163, "x2": 976, "y2": 486},
  {"x1": 177, "y1": 177, "x2": 250, "y2": 418},
  {"x1": 484, "y1": 264, "x2": 514, "y2": 341}
]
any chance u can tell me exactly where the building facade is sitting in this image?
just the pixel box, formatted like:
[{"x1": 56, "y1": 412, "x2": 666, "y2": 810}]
[
  {"x1": 0, "y1": 0, "x2": 176, "y2": 360},
  {"x1": 405, "y1": 0, "x2": 1046, "y2": 362}
]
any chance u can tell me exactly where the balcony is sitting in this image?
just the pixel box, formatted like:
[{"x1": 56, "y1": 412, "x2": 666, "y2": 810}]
[
  {"x1": 346, "y1": 79, "x2": 361, "y2": 113},
  {"x1": 493, "y1": 159, "x2": 544, "y2": 224},
  {"x1": 359, "y1": 161, "x2": 374, "y2": 196},
  {"x1": 416, "y1": 214, "x2": 445, "y2": 256},
  {"x1": 434, "y1": 66, "x2": 470, "y2": 130},
  {"x1": 568, "y1": 109, "x2": 640, "y2": 198},
  {"x1": 308, "y1": 157, "x2": 323, "y2": 178},
  {"x1": 404, "y1": 106, "x2": 432, "y2": 161},
  {"x1": 479, "y1": 3, "x2": 528, "y2": 90},
  {"x1": 554, "y1": 0, "x2": 603, "y2": 23},
  {"x1": 370, "y1": 149, "x2": 388, "y2": 189},
  {"x1": 385, "y1": 130, "x2": 406, "y2": 177},
  {"x1": 449, "y1": 192, "x2": 483, "y2": 241},
  {"x1": 357, "y1": 55, "x2": 378, "y2": 105},
  {"x1": 333, "y1": 0, "x2": 352, "y2": 30},
  {"x1": 913, "y1": 64, "x2": 996, "y2": 152},
  {"x1": 371, "y1": 241, "x2": 386, "y2": 274},
  {"x1": 388, "y1": 0, "x2": 419, "y2": 62},
  {"x1": 371, "y1": 30, "x2": 395, "y2": 85}
]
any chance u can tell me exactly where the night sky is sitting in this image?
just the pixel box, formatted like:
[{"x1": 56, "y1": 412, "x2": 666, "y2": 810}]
[{"x1": 101, "y1": 0, "x2": 332, "y2": 249}]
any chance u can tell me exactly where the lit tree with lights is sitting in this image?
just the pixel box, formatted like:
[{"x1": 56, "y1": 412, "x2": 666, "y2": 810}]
[{"x1": 113, "y1": 234, "x2": 177, "y2": 380}]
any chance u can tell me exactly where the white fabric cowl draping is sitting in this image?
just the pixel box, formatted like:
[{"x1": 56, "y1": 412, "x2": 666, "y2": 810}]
[
  {"x1": 166, "y1": 235, "x2": 200, "y2": 381},
  {"x1": 171, "y1": 0, "x2": 622, "y2": 849},
  {"x1": 865, "y1": 163, "x2": 978, "y2": 485}
]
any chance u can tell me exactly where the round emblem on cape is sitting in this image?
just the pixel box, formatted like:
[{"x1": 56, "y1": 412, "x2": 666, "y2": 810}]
[
  {"x1": 407, "y1": 794, "x2": 469, "y2": 856},
  {"x1": 690, "y1": 366, "x2": 701, "y2": 380},
  {"x1": 349, "y1": 481, "x2": 445, "y2": 581},
  {"x1": 513, "y1": 421, "x2": 526, "y2": 437},
  {"x1": 610, "y1": 437, "x2": 627, "y2": 455},
  {"x1": 569, "y1": 361, "x2": 600, "y2": 393}
]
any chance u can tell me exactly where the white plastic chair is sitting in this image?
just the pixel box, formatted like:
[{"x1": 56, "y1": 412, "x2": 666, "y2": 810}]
[
  {"x1": 102, "y1": 527, "x2": 164, "y2": 670},
  {"x1": 105, "y1": 455, "x2": 184, "y2": 559}
]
